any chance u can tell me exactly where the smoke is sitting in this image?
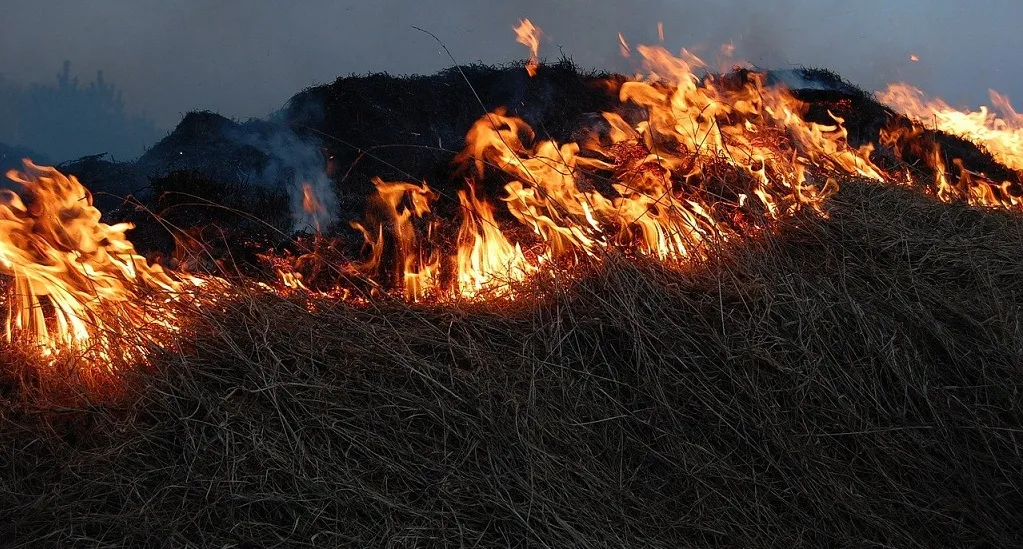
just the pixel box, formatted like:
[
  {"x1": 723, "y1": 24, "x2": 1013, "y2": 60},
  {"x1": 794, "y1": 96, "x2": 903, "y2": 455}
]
[
  {"x1": 2, "y1": 0, "x2": 1022, "y2": 156},
  {"x1": 232, "y1": 125, "x2": 337, "y2": 234}
]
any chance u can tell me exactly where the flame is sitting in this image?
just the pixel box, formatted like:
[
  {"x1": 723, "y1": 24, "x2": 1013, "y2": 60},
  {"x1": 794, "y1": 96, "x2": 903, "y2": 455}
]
[
  {"x1": 301, "y1": 182, "x2": 326, "y2": 234},
  {"x1": 350, "y1": 177, "x2": 441, "y2": 301},
  {"x1": 456, "y1": 182, "x2": 538, "y2": 297},
  {"x1": 618, "y1": 32, "x2": 631, "y2": 57},
  {"x1": 11, "y1": 28, "x2": 1023, "y2": 379},
  {"x1": 878, "y1": 83, "x2": 1023, "y2": 208},
  {"x1": 453, "y1": 45, "x2": 881, "y2": 266},
  {"x1": 514, "y1": 19, "x2": 541, "y2": 77},
  {"x1": 910, "y1": 53, "x2": 920, "y2": 62},
  {"x1": 0, "y1": 160, "x2": 208, "y2": 368},
  {"x1": 346, "y1": 176, "x2": 540, "y2": 300},
  {"x1": 879, "y1": 83, "x2": 1023, "y2": 172},
  {"x1": 279, "y1": 42, "x2": 895, "y2": 301}
]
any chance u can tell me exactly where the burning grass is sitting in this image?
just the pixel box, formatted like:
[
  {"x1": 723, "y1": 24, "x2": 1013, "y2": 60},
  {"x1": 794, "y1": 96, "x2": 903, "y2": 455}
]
[
  {"x1": 2, "y1": 180, "x2": 1022, "y2": 547},
  {"x1": 3, "y1": 21, "x2": 1023, "y2": 545}
]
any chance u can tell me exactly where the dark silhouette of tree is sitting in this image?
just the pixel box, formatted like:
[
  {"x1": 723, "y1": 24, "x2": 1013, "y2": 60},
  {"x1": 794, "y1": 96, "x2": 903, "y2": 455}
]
[{"x1": 0, "y1": 61, "x2": 160, "y2": 163}]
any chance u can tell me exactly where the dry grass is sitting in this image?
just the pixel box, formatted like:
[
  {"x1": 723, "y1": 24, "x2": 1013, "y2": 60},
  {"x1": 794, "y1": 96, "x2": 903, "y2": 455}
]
[{"x1": 2, "y1": 180, "x2": 1023, "y2": 548}]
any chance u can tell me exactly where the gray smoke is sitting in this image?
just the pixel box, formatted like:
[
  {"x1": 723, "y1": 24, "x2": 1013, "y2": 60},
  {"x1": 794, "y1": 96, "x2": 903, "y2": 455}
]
[
  {"x1": 234, "y1": 126, "x2": 337, "y2": 234},
  {"x1": 1, "y1": 1, "x2": 1021, "y2": 151}
]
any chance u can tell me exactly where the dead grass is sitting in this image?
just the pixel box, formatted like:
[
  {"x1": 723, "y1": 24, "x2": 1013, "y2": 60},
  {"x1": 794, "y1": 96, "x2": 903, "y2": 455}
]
[{"x1": 2, "y1": 180, "x2": 1023, "y2": 548}]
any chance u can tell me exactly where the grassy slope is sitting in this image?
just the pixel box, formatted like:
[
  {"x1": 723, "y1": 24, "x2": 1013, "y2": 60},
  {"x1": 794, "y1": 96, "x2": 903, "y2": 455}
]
[{"x1": 2, "y1": 180, "x2": 1023, "y2": 548}]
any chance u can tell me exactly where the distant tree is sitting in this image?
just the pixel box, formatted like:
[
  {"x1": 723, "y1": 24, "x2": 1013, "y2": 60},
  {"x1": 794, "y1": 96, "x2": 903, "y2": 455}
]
[{"x1": 0, "y1": 61, "x2": 161, "y2": 163}]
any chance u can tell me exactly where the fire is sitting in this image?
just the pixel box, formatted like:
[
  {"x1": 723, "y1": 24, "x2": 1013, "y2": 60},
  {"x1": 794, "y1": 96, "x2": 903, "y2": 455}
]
[
  {"x1": 8, "y1": 21, "x2": 1023, "y2": 378},
  {"x1": 332, "y1": 42, "x2": 886, "y2": 300},
  {"x1": 514, "y1": 19, "x2": 541, "y2": 77},
  {"x1": 301, "y1": 182, "x2": 326, "y2": 234},
  {"x1": 910, "y1": 53, "x2": 920, "y2": 62},
  {"x1": 455, "y1": 182, "x2": 538, "y2": 297},
  {"x1": 455, "y1": 47, "x2": 879, "y2": 262},
  {"x1": 0, "y1": 160, "x2": 209, "y2": 369},
  {"x1": 879, "y1": 83, "x2": 1023, "y2": 172},
  {"x1": 618, "y1": 32, "x2": 631, "y2": 57},
  {"x1": 350, "y1": 177, "x2": 441, "y2": 301},
  {"x1": 878, "y1": 83, "x2": 1023, "y2": 207}
]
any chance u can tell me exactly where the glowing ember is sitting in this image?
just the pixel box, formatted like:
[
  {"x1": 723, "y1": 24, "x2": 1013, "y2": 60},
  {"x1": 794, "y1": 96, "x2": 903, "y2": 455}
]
[
  {"x1": 0, "y1": 160, "x2": 209, "y2": 368},
  {"x1": 514, "y1": 19, "x2": 541, "y2": 77}
]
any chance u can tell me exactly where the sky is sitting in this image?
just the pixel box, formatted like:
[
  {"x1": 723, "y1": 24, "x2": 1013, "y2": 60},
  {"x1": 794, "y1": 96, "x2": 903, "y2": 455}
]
[{"x1": 2, "y1": 0, "x2": 1022, "y2": 131}]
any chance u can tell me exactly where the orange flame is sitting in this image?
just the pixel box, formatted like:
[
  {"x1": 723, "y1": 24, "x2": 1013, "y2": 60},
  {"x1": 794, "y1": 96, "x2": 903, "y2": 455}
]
[
  {"x1": 879, "y1": 83, "x2": 1023, "y2": 172},
  {"x1": 878, "y1": 83, "x2": 1023, "y2": 208},
  {"x1": 456, "y1": 45, "x2": 880, "y2": 264},
  {"x1": 0, "y1": 160, "x2": 209, "y2": 368},
  {"x1": 282, "y1": 41, "x2": 898, "y2": 301},
  {"x1": 456, "y1": 182, "x2": 538, "y2": 297},
  {"x1": 11, "y1": 28, "x2": 1023, "y2": 378},
  {"x1": 301, "y1": 182, "x2": 326, "y2": 234},
  {"x1": 514, "y1": 19, "x2": 542, "y2": 77},
  {"x1": 350, "y1": 178, "x2": 440, "y2": 301}
]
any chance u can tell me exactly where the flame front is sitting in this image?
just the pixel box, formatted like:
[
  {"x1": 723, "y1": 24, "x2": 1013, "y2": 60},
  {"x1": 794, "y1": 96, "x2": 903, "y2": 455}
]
[
  {"x1": 8, "y1": 22, "x2": 1023, "y2": 377},
  {"x1": 880, "y1": 83, "x2": 1023, "y2": 172},
  {"x1": 0, "y1": 160, "x2": 207, "y2": 368},
  {"x1": 878, "y1": 83, "x2": 1023, "y2": 207},
  {"x1": 456, "y1": 45, "x2": 880, "y2": 266},
  {"x1": 322, "y1": 40, "x2": 890, "y2": 301}
]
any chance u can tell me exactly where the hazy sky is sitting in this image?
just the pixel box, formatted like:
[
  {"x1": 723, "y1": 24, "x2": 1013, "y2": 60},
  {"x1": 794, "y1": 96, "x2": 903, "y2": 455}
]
[{"x1": 2, "y1": 0, "x2": 1021, "y2": 130}]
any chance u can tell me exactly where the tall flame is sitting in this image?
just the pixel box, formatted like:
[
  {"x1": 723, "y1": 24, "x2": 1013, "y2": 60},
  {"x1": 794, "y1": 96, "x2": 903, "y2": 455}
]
[
  {"x1": 301, "y1": 182, "x2": 326, "y2": 234},
  {"x1": 456, "y1": 182, "x2": 538, "y2": 297},
  {"x1": 0, "y1": 160, "x2": 207, "y2": 366},
  {"x1": 514, "y1": 19, "x2": 541, "y2": 77}
]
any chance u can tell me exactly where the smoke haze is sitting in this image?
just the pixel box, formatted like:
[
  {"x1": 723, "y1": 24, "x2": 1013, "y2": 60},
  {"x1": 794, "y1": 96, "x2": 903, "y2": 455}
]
[{"x1": 1, "y1": 0, "x2": 1020, "y2": 162}]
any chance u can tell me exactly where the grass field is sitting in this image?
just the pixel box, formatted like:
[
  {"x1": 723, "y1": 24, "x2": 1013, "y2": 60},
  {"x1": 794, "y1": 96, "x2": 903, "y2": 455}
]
[{"x1": 2, "y1": 179, "x2": 1021, "y2": 548}]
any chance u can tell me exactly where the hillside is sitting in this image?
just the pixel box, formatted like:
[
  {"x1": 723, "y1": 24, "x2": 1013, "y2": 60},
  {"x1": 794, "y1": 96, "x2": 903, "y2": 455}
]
[
  {"x1": 1, "y1": 57, "x2": 1023, "y2": 548},
  {"x1": 2, "y1": 180, "x2": 1022, "y2": 547}
]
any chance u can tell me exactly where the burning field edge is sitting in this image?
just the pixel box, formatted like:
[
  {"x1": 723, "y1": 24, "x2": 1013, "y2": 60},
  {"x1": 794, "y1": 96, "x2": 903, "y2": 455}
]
[
  {"x1": 1, "y1": 179, "x2": 1022, "y2": 547},
  {"x1": 1, "y1": 21, "x2": 1023, "y2": 545}
]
